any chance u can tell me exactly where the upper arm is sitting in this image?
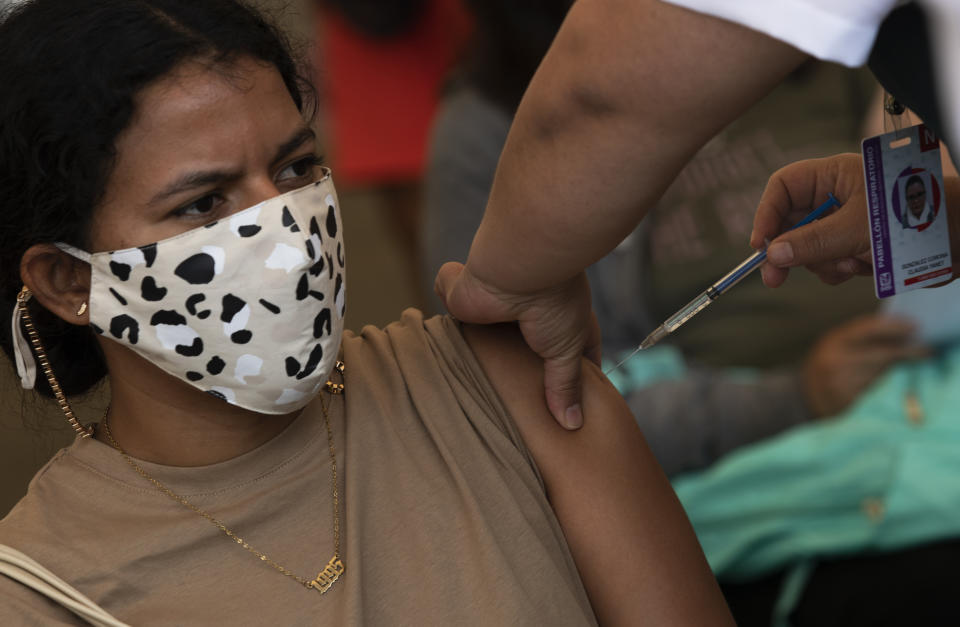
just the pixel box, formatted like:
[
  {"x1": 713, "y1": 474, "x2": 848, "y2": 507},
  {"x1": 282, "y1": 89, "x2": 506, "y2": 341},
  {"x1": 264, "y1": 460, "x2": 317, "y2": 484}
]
[
  {"x1": 472, "y1": 0, "x2": 808, "y2": 291},
  {"x1": 540, "y1": 0, "x2": 806, "y2": 129},
  {"x1": 462, "y1": 323, "x2": 734, "y2": 626}
]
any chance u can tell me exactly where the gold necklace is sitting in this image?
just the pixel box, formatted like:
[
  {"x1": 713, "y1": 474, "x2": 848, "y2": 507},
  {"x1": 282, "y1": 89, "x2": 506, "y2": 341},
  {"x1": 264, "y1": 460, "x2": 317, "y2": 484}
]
[
  {"x1": 16, "y1": 287, "x2": 94, "y2": 438},
  {"x1": 100, "y1": 362, "x2": 346, "y2": 594}
]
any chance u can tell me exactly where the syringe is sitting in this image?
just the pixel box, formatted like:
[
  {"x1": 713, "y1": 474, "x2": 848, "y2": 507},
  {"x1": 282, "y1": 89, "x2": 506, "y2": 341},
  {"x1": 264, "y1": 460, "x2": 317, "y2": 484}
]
[{"x1": 605, "y1": 193, "x2": 841, "y2": 375}]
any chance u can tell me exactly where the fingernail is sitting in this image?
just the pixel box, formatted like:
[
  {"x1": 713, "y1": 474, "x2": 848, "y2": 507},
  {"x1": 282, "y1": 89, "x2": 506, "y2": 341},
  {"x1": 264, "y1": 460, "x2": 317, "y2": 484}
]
[
  {"x1": 760, "y1": 264, "x2": 771, "y2": 287},
  {"x1": 767, "y1": 242, "x2": 794, "y2": 266},
  {"x1": 564, "y1": 404, "x2": 583, "y2": 430},
  {"x1": 837, "y1": 259, "x2": 858, "y2": 274}
]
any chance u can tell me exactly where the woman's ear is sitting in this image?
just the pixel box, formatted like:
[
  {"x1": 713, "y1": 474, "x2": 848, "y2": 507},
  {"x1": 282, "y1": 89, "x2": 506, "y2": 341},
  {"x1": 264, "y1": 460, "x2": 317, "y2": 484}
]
[{"x1": 20, "y1": 244, "x2": 92, "y2": 326}]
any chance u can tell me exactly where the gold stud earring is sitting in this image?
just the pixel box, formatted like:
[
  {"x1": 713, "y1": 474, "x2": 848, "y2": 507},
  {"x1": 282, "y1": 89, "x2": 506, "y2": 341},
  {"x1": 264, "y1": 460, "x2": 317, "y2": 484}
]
[
  {"x1": 16, "y1": 287, "x2": 94, "y2": 438},
  {"x1": 76, "y1": 301, "x2": 87, "y2": 316}
]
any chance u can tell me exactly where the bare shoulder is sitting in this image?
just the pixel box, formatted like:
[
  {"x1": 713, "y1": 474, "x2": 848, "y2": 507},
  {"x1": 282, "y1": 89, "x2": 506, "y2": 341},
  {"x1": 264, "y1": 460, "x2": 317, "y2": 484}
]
[{"x1": 461, "y1": 322, "x2": 734, "y2": 626}]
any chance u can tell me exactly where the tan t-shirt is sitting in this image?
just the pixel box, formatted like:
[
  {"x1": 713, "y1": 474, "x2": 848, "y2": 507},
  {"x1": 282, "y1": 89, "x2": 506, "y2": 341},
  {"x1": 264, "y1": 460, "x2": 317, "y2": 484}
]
[{"x1": 0, "y1": 311, "x2": 596, "y2": 626}]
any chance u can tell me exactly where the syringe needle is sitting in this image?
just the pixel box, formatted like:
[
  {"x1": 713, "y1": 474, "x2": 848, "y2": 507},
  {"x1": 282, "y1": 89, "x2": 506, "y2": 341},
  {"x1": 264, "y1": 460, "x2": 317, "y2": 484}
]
[
  {"x1": 603, "y1": 345, "x2": 642, "y2": 376},
  {"x1": 602, "y1": 324, "x2": 669, "y2": 375}
]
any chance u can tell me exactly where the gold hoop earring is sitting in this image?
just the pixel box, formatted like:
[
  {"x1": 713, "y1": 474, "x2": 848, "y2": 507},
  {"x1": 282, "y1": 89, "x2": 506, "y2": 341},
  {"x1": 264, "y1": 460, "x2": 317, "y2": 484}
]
[
  {"x1": 16, "y1": 287, "x2": 94, "y2": 438},
  {"x1": 76, "y1": 301, "x2": 87, "y2": 316}
]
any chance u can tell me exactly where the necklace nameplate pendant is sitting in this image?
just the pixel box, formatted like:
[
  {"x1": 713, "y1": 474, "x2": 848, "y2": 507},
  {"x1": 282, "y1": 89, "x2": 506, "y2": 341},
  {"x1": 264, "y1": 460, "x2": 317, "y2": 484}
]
[{"x1": 308, "y1": 556, "x2": 345, "y2": 593}]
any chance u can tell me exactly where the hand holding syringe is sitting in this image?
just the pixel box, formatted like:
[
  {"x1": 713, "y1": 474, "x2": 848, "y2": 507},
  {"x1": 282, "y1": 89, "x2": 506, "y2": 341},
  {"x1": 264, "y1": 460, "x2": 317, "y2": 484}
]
[{"x1": 605, "y1": 194, "x2": 842, "y2": 375}]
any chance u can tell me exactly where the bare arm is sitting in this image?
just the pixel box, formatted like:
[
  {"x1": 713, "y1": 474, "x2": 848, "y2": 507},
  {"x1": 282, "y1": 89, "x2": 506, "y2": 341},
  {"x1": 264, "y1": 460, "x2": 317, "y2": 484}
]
[
  {"x1": 463, "y1": 323, "x2": 734, "y2": 626},
  {"x1": 471, "y1": 0, "x2": 806, "y2": 288},
  {"x1": 438, "y1": 0, "x2": 807, "y2": 426}
]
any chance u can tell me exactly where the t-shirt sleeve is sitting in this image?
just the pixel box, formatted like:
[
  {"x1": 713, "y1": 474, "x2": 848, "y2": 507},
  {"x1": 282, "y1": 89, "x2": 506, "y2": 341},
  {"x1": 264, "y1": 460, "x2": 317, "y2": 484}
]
[
  {"x1": 661, "y1": 0, "x2": 901, "y2": 66},
  {"x1": 350, "y1": 309, "x2": 550, "y2": 491},
  {"x1": 422, "y1": 315, "x2": 543, "y2": 460}
]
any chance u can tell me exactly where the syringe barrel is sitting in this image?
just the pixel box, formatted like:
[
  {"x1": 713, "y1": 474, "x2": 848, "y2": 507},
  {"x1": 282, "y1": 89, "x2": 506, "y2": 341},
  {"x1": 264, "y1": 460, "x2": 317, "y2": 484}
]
[
  {"x1": 711, "y1": 249, "x2": 767, "y2": 295},
  {"x1": 663, "y1": 291, "x2": 713, "y2": 332}
]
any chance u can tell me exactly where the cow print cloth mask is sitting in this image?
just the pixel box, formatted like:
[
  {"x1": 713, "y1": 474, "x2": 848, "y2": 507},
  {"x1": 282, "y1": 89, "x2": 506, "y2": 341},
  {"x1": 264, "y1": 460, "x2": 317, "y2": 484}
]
[{"x1": 13, "y1": 169, "x2": 346, "y2": 415}]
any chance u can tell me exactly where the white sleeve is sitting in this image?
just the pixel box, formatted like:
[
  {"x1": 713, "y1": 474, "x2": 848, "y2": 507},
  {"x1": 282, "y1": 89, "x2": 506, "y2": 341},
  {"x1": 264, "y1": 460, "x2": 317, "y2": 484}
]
[{"x1": 661, "y1": 0, "x2": 903, "y2": 67}]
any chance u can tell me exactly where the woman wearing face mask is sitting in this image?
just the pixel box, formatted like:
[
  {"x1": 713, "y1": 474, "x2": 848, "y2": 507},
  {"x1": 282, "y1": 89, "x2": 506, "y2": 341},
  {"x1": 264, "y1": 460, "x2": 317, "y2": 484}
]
[{"x1": 0, "y1": 1, "x2": 730, "y2": 624}]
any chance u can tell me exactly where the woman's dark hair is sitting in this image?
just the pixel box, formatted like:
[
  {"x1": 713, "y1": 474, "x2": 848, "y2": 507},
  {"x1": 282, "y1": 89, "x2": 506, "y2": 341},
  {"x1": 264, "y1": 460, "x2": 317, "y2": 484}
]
[
  {"x1": 906, "y1": 175, "x2": 926, "y2": 190},
  {"x1": 0, "y1": 0, "x2": 315, "y2": 398}
]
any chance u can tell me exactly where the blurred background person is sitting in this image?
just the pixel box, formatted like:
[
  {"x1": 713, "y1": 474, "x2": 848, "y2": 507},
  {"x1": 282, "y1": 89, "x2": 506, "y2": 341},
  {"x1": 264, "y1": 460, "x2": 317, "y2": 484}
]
[
  {"x1": 676, "y1": 279, "x2": 960, "y2": 627},
  {"x1": 313, "y1": 0, "x2": 471, "y2": 319}
]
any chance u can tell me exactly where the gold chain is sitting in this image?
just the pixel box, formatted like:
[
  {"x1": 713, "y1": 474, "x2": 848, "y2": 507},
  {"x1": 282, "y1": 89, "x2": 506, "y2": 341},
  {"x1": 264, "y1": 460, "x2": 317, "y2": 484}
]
[
  {"x1": 101, "y1": 362, "x2": 346, "y2": 593},
  {"x1": 15, "y1": 287, "x2": 94, "y2": 438}
]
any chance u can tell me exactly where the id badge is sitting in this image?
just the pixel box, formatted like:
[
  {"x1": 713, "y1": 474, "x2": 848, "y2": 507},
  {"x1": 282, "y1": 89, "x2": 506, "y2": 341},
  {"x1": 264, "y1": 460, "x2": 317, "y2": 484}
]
[{"x1": 863, "y1": 123, "x2": 951, "y2": 298}]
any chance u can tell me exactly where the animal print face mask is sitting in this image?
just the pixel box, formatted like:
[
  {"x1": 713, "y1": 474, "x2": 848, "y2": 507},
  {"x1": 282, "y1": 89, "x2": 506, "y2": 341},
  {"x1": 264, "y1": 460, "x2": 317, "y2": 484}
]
[{"x1": 30, "y1": 170, "x2": 345, "y2": 414}]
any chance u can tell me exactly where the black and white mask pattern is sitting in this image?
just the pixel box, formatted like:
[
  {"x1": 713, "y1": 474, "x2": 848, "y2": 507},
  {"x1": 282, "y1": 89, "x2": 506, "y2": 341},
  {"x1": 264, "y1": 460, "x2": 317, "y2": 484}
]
[{"x1": 53, "y1": 170, "x2": 346, "y2": 414}]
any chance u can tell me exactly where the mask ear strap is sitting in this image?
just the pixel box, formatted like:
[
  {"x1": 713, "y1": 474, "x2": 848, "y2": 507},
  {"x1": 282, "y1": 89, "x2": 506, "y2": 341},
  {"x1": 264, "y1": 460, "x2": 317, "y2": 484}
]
[
  {"x1": 54, "y1": 242, "x2": 92, "y2": 263},
  {"x1": 12, "y1": 288, "x2": 36, "y2": 389}
]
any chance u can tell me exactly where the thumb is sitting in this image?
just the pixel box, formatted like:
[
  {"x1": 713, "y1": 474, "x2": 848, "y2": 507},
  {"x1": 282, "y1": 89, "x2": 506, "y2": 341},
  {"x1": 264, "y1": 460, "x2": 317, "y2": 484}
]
[
  {"x1": 765, "y1": 206, "x2": 870, "y2": 269},
  {"x1": 542, "y1": 353, "x2": 584, "y2": 430},
  {"x1": 541, "y1": 311, "x2": 601, "y2": 429}
]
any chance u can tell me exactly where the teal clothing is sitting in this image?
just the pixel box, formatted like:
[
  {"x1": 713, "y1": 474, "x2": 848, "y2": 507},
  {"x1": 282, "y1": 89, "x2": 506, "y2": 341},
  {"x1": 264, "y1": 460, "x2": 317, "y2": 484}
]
[
  {"x1": 602, "y1": 346, "x2": 687, "y2": 391},
  {"x1": 672, "y1": 343, "x2": 960, "y2": 618}
]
